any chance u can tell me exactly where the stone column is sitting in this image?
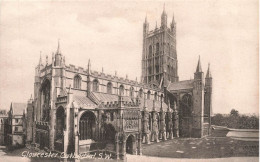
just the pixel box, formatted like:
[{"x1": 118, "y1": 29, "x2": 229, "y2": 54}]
[
  {"x1": 63, "y1": 108, "x2": 69, "y2": 153},
  {"x1": 174, "y1": 95, "x2": 180, "y2": 137},
  {"x1": 122, "y1": 139, "x2": 126, "y2": 160},
  {"x1": 151, "y1": 111, "x2": 159, "y2": 142},
  {"x1": 137, "y1": 133, "x2": 142, "y2": 155},
  {"x1": 160, "y1": 111, "x2": 167, "y2": 141},
  {"x1": 143, "y1": 107, "x2": 150, "y2": 144},
  {"x1": 49, "y1": 108, "x2": 56, "y2": 151},
  {"x1": 115, "y1": 133, "x2": 119, "y2": 160},
  {"x1": 173, "y1": 101, "x2": 179, "y2": 137},
  {"x1": 167, "y1": 111, "x2": 173, "y2": 139},
  {"x1": 74, "y1": 108, "x2": 79, "y2": 155},
  {"x1": 97, "y1": 110, "x2": 103, "y2": 140}
]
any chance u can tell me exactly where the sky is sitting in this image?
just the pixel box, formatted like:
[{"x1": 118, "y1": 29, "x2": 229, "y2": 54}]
[{"x1": 0, "y1": 0, "x2": 258, "y2": 115}]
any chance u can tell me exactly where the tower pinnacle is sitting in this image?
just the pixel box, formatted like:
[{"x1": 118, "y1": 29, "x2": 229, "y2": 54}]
[
  {"x1": 161, "y1": 3, "x2": 167, "y2": 28},
  {"x1": 39, "y1": 51, "x2": 42, "y2": 66},
  {"x1": 57, "y1": 39, "x2": 61, "y2": 54},
  {"x1": 88, "y1": 59, "x2": 91, "y2": 70},
  {"x1": 206, "y1": 63, "x2": 212, "y2": 78},
  {"x1": 163, "y1": 3, "x2": 166, "y2": 15},
  {"x1": 171, "y1": 12, "x2": 175, "y2": 24},
  {"x1": 196, "y1": 56, "x2": 202, "y2": 73}
]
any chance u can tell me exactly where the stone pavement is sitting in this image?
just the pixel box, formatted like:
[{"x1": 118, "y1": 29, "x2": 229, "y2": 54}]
[{"x1": 126, "y1": 155, "x2": 259, "y2": 162}]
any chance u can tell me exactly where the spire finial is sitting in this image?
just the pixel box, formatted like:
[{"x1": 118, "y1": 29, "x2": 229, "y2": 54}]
[
  {"x1": 196, "y1": 55, "x2": 202, "y2": 73},
  {"x1": 162, "y1": 3, "x2": 166, "y2": 15},
  {"x1": 172, "y1": 12, "x2": 175, "y2": 23},
  {"x1": 102, "y1": 67, "x2": 104, "y2": 73},
  {"x1": 115, "y1": 71, "x2": 117, "y2": 77},
  {"x1": 39, "y1": 51, "x2": 42, "y2": 65},
  {"x1": 57, "y1": 39, "x2": 61, "y2": 54},
  {"x1": 155, "y1": 21, "x2": 158, "y2": 29},
  {"x1": 87, "y1": 59, "x2": 91, "y2": 75},
  {"x1": 46, "y1": 55, "x2": 48, "y2": 65},
  {"x1": 206, "y1": 63, "x2": 212, "y2": 78},
  {"x1": 88, "y1": 59, "x2": 91, "y2": 68}
]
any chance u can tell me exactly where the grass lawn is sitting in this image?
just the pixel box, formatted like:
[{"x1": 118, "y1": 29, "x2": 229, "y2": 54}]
[{"x1": 142, "y1": 129, "x2": 259, "y2": 158}]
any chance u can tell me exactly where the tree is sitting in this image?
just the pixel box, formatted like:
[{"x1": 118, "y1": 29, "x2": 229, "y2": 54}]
[{"x1": 230, "y1": 109, "x2": 239, "y2": 117}]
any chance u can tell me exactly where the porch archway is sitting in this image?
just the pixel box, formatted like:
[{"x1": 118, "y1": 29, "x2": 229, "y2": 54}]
[
  {"x1": 126, "y1": 134, "x2": 136, "y2": 154},
  {"x1": 79, "y1": 111, "x2": 96, "y2": 140}
]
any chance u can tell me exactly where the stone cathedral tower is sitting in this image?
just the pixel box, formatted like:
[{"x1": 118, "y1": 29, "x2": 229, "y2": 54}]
[{"x1": 141, "y1": 6, "x2": 179, "y2": 87}]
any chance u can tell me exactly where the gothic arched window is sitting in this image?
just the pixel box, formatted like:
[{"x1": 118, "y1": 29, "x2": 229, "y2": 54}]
[
  {"x1": 73, "y1": 75, "x2": 81, "y2": 89},
  {"x1": 93, "y1": 79, "x2": 99, "y2": 92},
  {"x1": 154, "y1": 92, "x2": 157, "y2": 101},
  {"x1": 156, "y1": 43, "x2": 159, "y2": 55},
  {"x1": 161, "y1": 94, "x2": 164, "y2": 102},
  {"x1": 147, "y1": 91, "x2": 151, "y2": 99},
  {"x1": 129, "y1": 87, "x2": 134, "y2": 98},
  {"x1": 41, "y1": 79, "x2": 51, "y2": 122},
  {"x1": 148, "y1": 45, "x2": 152, "y2": 58},
  {"x1": 182, "y1": 94, "x2": 192, "y2": 107},
  {"x1": 107, "y1": 82, "x2": 112, "y2": 94},
  {"x1": 119, "y1": 85, "x2": 124, "y2": 96},
  {"x1": 181, "y1": 94, "x2": 192, "y2": 117},
  {"x1": 139, "y1": 89, "x2": 143, "y2": 98}
]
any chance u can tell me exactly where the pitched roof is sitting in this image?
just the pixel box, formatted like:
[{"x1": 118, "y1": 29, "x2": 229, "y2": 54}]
[
  {"x1": 11, "y1": 103, "x2": 27, "y2": 116},
  {"x1": 167, "y1": 80, "x2": 194, "y2": 91},
  {"x1": 73, "y1": 95, "x2": 97, "y2": 109},
  {"x1": 91, "y1": 92, "x2": 132, "y2": 103}
]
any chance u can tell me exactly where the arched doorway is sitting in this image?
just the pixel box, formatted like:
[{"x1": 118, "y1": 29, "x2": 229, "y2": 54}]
[
  {"x1": 79, "y1": 111, "x2": 96, "y2": 140},
  {"x1": 126, "y1": 135, "x2": 135, "y2": 154}
]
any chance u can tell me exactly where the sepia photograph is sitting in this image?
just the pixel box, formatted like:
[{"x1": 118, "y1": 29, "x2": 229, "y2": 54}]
[{"x1": 0, "y1": 0, "x2": 259, "y2": 162}]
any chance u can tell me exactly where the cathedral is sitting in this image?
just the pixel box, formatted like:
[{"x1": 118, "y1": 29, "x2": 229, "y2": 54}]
[{"x1": 29, "y1": 7, "x2": 212, "y2": 159}]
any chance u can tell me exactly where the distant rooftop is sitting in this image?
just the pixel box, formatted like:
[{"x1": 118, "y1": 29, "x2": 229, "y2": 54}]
[{"x1": 167, "y1": 80, "x2": 194, "y2": 91}]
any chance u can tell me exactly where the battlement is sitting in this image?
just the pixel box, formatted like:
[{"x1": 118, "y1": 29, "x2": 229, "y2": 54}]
[
  {"x1": 61, "y1": 63, "x2": 161, "y2": 91},
  {"x1": 101, "y1": 100, "x2": 139, "y2": 108}
]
